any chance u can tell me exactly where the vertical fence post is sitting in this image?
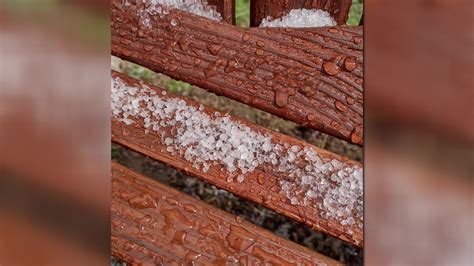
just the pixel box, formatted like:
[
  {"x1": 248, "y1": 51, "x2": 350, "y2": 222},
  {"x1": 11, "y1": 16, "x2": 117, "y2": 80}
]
[
  {"x1": 250, "y1": 0, "x2": 352, "y2": 27},
  {"x1": 207, "y1": 0, "x2": 236, "y2": 25}
]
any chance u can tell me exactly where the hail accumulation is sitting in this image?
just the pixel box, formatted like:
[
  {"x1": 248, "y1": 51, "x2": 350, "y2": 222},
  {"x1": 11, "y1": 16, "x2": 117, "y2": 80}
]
[
  {"x1": 112, "y1": 76, "x2": 363, "y2": 229},
  {"x1": 260, "y1": 8, "x2": 337, "y2": 28},
  {"x1": 124, "y1": 0, "x2": 223, "y2": 28}
]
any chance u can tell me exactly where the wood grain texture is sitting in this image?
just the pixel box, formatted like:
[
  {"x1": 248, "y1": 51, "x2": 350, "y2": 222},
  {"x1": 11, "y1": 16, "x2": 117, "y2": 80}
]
[
  {"x1": 111, "y1": 71, "x2": 363, "y2": 247},
  {"x1": 111, "y1": 0, "x2": 363, "y2": 145},
  {"x1": 250, "y1": 0, "x2": 352, "y2": 26},
  {"x1": 112, "y1": 162, "x2": 341, "y2": 265}
]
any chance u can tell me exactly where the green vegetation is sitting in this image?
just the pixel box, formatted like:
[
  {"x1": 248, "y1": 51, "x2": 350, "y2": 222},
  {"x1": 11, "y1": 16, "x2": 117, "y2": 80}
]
[
  {"x1": 347, "y1": 0, "x2": 363, "y2": 26},
  {"x1": 235, "y1": 0, "x2": 250, "y2": 27},
  {"x1": 161, "y1": 79, "x2": 193, "y2": 93},
  {"x1": 121, "y1": 61, "x2": 192, "y2": 94}
]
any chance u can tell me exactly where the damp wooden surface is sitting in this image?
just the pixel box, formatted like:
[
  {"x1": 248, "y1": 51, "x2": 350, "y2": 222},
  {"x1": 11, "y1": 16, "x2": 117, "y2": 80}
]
[
  {"x1": 250, "y1": 0, "x2": 352, "y2": 26},
  {"x1": 207, "y1": 0, "x2": 235, "y2": 25},
  {"x1": 111, "y1": 71, "x2": 363, "y2": 247},
  {"x1": 112, "y1": 162, "x2": 342, "y2": 265},
  {"x1": 111, "y1": 0, "x2": 364, "y2": 145}
]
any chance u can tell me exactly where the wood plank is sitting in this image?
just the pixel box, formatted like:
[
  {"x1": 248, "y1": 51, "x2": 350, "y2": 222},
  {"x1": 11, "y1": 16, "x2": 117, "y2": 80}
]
[
  {"x1": 250, "y1": 0, "x2": 352, "y2": 26},
  {"x1": 207, "y1": 0, "x2": 235, "y2": 25},
  {"x1": 111, "y1": 0, "x2": 364, "y2": 145},
  {"x1": 112, "y1": 162, "x2": 342, "y2": 265},
  {"x1": 111, "y1": 71, "x2": 363, "y2": 247}
]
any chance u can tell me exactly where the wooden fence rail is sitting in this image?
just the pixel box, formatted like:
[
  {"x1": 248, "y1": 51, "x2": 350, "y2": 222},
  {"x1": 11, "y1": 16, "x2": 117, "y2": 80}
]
[{"x1": 111, "y1": 0, "x2": 364, "y2": 145}]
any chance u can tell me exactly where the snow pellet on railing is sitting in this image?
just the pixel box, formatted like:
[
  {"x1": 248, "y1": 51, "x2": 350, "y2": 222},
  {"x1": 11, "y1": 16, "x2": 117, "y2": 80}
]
[
  {"x1": 126, "y1": 0, "x2": 223, "y2": 28},
  {"x1": 259, "y1": 8, "x2": 337, "y2": 28},
  {"x1": 111, "y1": 76, "x2": 362, "y2": 228}
]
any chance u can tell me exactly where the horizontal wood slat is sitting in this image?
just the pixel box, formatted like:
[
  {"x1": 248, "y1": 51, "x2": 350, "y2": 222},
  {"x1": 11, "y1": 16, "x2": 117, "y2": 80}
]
[
  {"x1": 111, "y1": 0, "x2": 363, "y2": 145},
  {"x1": 111, "y1": 71, "x2": 363, "y2": 246},
  {"x1": 250, "y1": 0, "x2": 352, "y2": 26},
  {"x1": 112, "y1": 162, "x2": 341, "y2": 265}
]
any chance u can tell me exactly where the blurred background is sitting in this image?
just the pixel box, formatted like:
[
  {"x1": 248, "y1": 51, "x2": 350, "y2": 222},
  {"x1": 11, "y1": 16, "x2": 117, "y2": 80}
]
[
  {"x1": 0, "y1": 0, "x2": 110, "y2": 265},
  {"x1": 1, "y1": 0, "x2": 472, "y2": 265}
]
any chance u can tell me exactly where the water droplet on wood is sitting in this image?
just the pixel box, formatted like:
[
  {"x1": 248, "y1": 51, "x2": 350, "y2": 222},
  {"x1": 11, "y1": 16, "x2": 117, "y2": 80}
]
[
  {"x1": 275, "y1": 92, "x2": 288, "y2": 107},
  {"x1": 344, "y1": 57, "x2": 356, "y2": 72},
  {"x1": 335, "y1": 101, "x2": 348, "y2": 112},
  {"x1": 207, "y1": 43, "x2": 222, "y2": 55},
  {"x1": 120, "y1": 38, "x2": 131, "y2": 45},
  {"x1": 128, "y1": 194, "x2": 157, "y2": 209},
  {"x1": 351, "y1": 126, "x2": 362, "y2": 144},
  {"x1": 322, "y1": 61, "x2": 340, "y2": 76},
  {"x1": 346, "y1": 96, "x2": 355, "y2": 105},
  {"x1": 143, "y1": 44, "x2": 154, "y2": 52}
]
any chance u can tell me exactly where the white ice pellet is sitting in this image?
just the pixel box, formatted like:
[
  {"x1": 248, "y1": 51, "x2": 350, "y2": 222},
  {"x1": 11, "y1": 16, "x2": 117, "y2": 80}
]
[
  {"x1": 125, "y1": 0, "x2": 223, "y2": 28},
  {"x1": 259, "y1": 8, "x2": 336, "y2": 28},
  {"x1": 111, "y1": 76, "x2": 363, "y2": 228}
]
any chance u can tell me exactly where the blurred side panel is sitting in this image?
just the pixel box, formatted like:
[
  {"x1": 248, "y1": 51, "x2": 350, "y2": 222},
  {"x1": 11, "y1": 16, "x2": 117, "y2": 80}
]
[
  {"x1": 365, "y1": 0, "x2": 474, "y2": 143},
  {"x1": 0, "y1": 1, "x2": 110, "y2": 265},
  {"x1": 365, "y1": 0, "x2": 473, "y2": 265}
]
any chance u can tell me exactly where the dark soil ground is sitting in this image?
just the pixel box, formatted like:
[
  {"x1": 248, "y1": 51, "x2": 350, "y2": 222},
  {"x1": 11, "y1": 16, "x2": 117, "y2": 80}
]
[{"x1": 112, "y1": 59, "x2": 363, "y2": 265}]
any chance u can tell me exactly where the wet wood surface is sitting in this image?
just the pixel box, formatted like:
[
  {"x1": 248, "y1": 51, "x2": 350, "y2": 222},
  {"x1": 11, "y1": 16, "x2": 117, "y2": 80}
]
[
  {"x1": 207, "y1": 0, "x2": 235, "y2": 24},
  {"x1": 111, "y1": 0, "x2": 364, "y2": 145},
  {"x1": 112, "y1": 162, "x2": 342, "y2": 265},
  {"x1": 111, "y1": 71, "x2": 363, "y2": 247}
]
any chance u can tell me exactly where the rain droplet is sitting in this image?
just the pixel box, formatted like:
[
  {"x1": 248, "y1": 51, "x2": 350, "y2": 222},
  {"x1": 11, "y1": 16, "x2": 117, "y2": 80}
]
[
  {"x1": 344, "y1": 57, "x2": 356, "y2": 72},
  {"x1": 346, "y1": 95, "x2": 355, "y2": 105},
  {"x1": 242, "y1": 33, "x2": 250, "y2": 42},
  {"x1": 350, "y1": 126, "x2": 362, "y2": 144},
  {"x1": 275, "y1": 92, "x2": 288, "y2": 107},
  {"x1": 257, "y1": 173, "x2": 265, "y2": 185},
  {"x1": 128, "y1": 194, "x2": 157, "y2": 209},
  {"x1": 166, "y1": 197, "x2": 179, "y2": 205},
  {"x1": 143, "y1": 44, "x2": 154, "y2": 52},
  {"x1": 256, "y1": 40, "x2": 265, "y2": 47},
  {"x1": 334, "y1": 101, "x2": 348, "y2": 112},
  {"x1": 307, "y1": 113, "x2": 316, "y2": 121},
  {"x1": 207, "y1": 43, "x2": 222, "y2": 55},
  {"x1": 120, "y1": 38, "x2": 132, "y2": 45},
  {"x1": 183, "y1": 204, "x2": 197, "y2": 213},
  {"x1": 225, "y1": 225, "x2": 255, "y2": 252},
  {"x1": 322, "y1": 61, "x2": 340, "y2": 76}
]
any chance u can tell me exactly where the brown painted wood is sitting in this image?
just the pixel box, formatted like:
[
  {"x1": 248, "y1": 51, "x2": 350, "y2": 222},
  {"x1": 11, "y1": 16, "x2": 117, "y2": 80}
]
[
  {"x1": 111, "y1": 0, "x2": 363, "y2": 145},
  {"x1": 111, "y1": 71, "x2": 363, "y2": 247},
  {"x1": 207, "y1": 0, "x2": 235, "y2": 25},
  {"x1": 111, "y1": 162, "x2": 342, "y2": 265},
  {"x1": 250, "y1": 0, "x2": 352, "y2": 26}
]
